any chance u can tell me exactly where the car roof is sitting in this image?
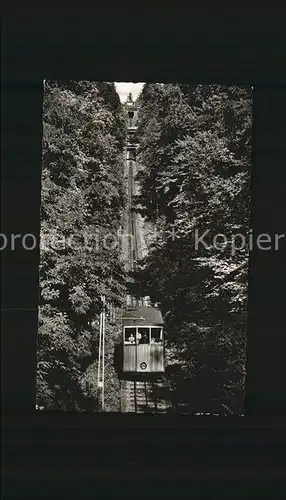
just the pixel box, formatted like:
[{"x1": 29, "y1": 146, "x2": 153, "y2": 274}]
[{"x1": 122, "y1": 306, "x2": 164, "y2": 326}]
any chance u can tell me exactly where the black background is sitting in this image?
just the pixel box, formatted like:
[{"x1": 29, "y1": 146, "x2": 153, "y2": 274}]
[{"x1": 2, "y1": 6, "x2": 286, "y2": 498}]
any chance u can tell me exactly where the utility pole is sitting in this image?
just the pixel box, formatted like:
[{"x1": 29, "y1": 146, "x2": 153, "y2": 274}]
[
  {"x1": 101, "y1": 295, "x2": 106, "y2": 411},
  {"x1": 97, "y1": 303, "x2": 103, "y2": 389},
  {"x1": 97, "y1": 294, "x2": 106, "y2": 411}
]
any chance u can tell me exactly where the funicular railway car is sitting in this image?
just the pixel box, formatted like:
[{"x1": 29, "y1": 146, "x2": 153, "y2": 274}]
[{"x1": 122, "y1": 306, "x2": 165, "y2": 373}]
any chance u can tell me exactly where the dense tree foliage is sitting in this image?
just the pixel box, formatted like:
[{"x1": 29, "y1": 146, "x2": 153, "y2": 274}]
[
  {"x1": 37, "y1": 81, "x2": 126, "y2": 410},
  {"x1": 134, "y1": 83, "x2": 252, "y2": 414},
  {"x1": 37, "y1": 81, "x2": 252, "y2": 415}
]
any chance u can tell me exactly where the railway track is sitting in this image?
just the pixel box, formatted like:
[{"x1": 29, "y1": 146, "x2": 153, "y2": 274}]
[
  {"x1": 119, "y1": 138, "x2": 170, "y2": 413},
  {"x1": 120, "y1": 378, "x2": 171, "y2": 414},
  {"x1": 127, "y1": 158, "x2": 143, "y2": 309}
]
